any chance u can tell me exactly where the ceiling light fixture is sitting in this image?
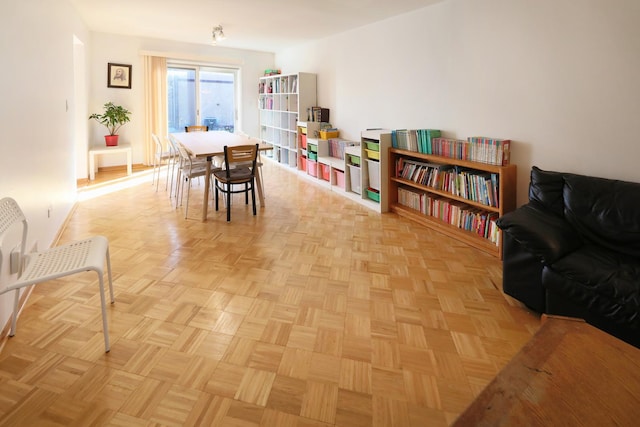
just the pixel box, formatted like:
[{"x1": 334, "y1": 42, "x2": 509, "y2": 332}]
[{"x1": 212, "y1": 25, "x2": 225, "y2": 45}]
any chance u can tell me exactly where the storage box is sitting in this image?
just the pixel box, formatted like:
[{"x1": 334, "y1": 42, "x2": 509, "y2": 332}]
[
  {"x1": 348, "y1": 154, "x2": 361, "y2": 166},
  {"x1": 320, "y1": 164, "x2": 330, "y2": 181},
  {"x1": 334, "y1": 170, "x2": 345, "y2": 188},
  {"x1": 365, "y1": 149, "x2": 380, "y2": 160},
  {"x1": 319, "y1": 130, "x2": 339, "y2": 139},
  {"x1": 366, "y1": 188, "x2": 380, "y2": 203},
  {"x1": 299, "y1": 155, "x2": 307, "y2": 171},
  {"x1": 300, "y1": 134, "x2": 307, "y2": 149},
  {"x1": 308, "y1": 151, "x2": 318, "y2": 161},
  {"x1": 364, "y1": 141, "x2": 380, "y2": 151},
  {"x1": 307, "y1": 159, "x2": 318, "y2": 177},
  {"x1": 348, "y1": 165, "x2": 361, "y2": 194},
  {"x1": 367, "y1": 159, "x2": 381, "y2": 191},
  {"x1": 308, "y1": 143, "x2": 318, "y2": 153}
]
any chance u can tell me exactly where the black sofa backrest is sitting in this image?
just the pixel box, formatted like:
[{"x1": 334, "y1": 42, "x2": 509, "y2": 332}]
[
  {"x1": 529, "y1": 166, "x2": 640, "y2": 257},
  {"x1": 529, "y1": 166, "x2": 565, "y2": 216}
]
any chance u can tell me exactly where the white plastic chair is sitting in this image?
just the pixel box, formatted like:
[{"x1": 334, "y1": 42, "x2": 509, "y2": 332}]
[
  {"x1": 152, "y1": 133, "x2": 173, "y2": 192},
  {"x1": 0, "y1": 197, "x2": 114, "y2": 352}
]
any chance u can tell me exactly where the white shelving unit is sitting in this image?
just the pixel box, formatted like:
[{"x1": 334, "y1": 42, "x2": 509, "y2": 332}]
[
  {"x1": 258, "y1": 73, "x2": 316, "y2": 168},
  {"x1": 295, "y1": 125, "x2": 392, "y2": 212}
]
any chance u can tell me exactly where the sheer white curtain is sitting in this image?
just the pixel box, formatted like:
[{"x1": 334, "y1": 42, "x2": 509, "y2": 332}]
[{"x1": 143, "y1": 56, "x2": 167, "y2": 165}]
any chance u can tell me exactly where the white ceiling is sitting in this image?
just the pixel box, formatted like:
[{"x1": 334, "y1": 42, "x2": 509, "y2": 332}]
[{"x1": 69, "y1": 0, "x2": 443, "y2": 53}]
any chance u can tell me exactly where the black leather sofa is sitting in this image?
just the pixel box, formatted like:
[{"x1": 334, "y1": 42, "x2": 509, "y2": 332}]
[{"x1": 496, "y1": 166, "x2": 640, "y2": 348}]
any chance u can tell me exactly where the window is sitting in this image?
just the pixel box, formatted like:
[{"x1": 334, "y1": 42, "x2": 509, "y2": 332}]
[{"x1": 167, "y1": 64, "x2": 238, "y2": 133}]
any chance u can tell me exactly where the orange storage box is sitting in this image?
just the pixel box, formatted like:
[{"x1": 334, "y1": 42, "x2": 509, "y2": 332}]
[
  {"x1": 320, "y1": 164, "x2": 330, "y2": 181},
  {"x1": 299, "y1": 155, "x2": 307, "y2": 171},
  {"x1": 300, "y1": 134, "x2": 307, "y2": 149}
]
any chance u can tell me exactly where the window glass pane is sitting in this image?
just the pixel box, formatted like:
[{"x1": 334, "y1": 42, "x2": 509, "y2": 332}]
[
  {"x1": 200, "y1": 70, "x2": 235, "y2": 133},
  {"x1": 168, "y1": 68, "x2": 196, "y2": 133}
]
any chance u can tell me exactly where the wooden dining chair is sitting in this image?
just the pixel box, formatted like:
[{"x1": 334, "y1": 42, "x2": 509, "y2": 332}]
[
  {"x1": 213, "y1": 144, "x2": 259, "y2": 222},
  {"x1": 184, "y1": 125, "x2": 208, "y2": 132}
]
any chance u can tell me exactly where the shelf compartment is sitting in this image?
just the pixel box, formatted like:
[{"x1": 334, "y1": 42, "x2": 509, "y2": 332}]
[
  {"x1": 348, "y1": 165, "x2": 362, "y2": 194},
  {"x1": 334, "y1": 170, "x2": 345, "y2": 188},
  {"x1": 367, "y1": 159, "x2": 381, "y2": 191}
]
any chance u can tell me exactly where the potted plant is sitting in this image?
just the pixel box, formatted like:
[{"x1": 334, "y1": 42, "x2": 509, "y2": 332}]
[{"x1": 89, "y1": 102, "x2": 131, "y2": 146}]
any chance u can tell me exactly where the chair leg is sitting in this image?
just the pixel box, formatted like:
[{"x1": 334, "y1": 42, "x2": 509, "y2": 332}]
[
  {"x1": 245, "y1": 183, "x2": 249, "y2": 204},
  {"x1": 96, "y1": 270, "x2": 110, "y2": 352},
  {"x1": 251, "y1": 181, "x2": 257, "y2": 216},
  {"x1": 9, "y1": 289, "x2": 19, "y2": 336},
  {"x1": 184, "y1": 178, "x2": 191, "y2": 219},
  {"x1": 215, "y1": 183, "x2": 219, "y2": 211},
  {"x1": 106, "y1": 246, "x2": 115, "y2": 304},
  {"x1": 227, "y1": 187, "x2": 231, "y2": 222}
]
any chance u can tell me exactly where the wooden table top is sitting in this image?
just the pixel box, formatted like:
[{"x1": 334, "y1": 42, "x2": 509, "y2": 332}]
[
  {"x1": 453, "y1": 315, "x2": 640, "y2": 426},
  {"x1": 170, "y1": 131, "x2": 270, "y2": 159}
]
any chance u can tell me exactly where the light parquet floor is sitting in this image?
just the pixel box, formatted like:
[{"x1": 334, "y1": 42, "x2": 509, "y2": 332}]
[{"x1": 0, "y1": 160, "x2": 540, "y2": 426}]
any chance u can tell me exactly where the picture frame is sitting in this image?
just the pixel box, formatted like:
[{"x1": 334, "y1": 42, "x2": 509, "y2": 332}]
[{"x1": 107, "y1": 63, "x2": 132, "y2": 89}]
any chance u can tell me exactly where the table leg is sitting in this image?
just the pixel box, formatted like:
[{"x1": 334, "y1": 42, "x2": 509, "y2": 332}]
[
  {"x1": 255, "y1": 166, "x2": 265, "y2": 207},
  {"x1": 202, "y1": 157, "x2": 212, "y2": 221},
  {"x1": 126, "y1": 149, "x2": 132, "y2": 176},
  {"x1": 89, "y1": 153, "x2": 96, "y2": 180}
]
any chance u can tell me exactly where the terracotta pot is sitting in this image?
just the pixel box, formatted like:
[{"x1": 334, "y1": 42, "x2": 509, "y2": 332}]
[{"x1": 105, "y1": 135, "x2": 119, "y2": 146}]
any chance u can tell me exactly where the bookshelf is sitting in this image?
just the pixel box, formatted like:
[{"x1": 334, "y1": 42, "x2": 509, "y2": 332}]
[
  {"x1": 258, "y1": 72, "x2": 316, "y2": 167},
  {"x1": 291, "y1": 125, "x2": 391, "y2": 212},
  {"x1": 388, "y1": 148, "x2": 517, "y2": 258}
]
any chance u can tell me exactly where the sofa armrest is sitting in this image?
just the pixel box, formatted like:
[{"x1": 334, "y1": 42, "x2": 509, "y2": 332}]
[{"x1": 497, "y1": 204, "x2": 583, "y2": 264}]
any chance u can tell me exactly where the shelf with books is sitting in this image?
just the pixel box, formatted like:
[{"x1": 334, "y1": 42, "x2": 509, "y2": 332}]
[
  {"x1": 389, "y1": 148, "x2": 516, "y2": 258},
  {"x1": 258, "y1": 72, "x2": 316, "y2": 166},
  {"x1": 391, "y1": 130, "x2": 512, "y2": 166}
]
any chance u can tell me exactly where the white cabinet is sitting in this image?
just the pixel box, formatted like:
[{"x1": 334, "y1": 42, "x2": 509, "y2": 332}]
[{"x1": 258, "y1": 73, "x2": 316, "y2": 168}]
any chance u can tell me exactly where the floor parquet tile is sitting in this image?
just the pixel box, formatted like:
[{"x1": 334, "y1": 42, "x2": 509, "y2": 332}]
[{"x1": 0, "y1": 161, "x2": 541, "y2": 425}]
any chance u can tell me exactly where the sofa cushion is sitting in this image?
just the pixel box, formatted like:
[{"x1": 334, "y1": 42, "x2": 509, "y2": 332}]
[
  {"x1": 497, "y1": 203, "x2": 582, "y2": 264},
  {"x1": 528, "y1": 166, "x2": 565, "y2": 216},
  {"x1": 543, "y1": 244, "x2": 640, "y2": 329},
  {"x1": 563, "y1": 174, "x2": 640, "y2": 258}
]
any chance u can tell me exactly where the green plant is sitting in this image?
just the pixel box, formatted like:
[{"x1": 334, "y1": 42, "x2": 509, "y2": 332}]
[{"x1": 89, "y1": 102, "x2": 131, "y2": 135}]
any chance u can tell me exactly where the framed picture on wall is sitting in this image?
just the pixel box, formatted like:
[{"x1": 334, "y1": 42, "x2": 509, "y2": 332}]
[{"x1": 107, "y1": 63, "x2": 132, "y2": 89}]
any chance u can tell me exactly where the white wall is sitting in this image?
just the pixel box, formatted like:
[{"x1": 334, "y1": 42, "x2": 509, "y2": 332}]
[
  {"x1": 276, "y1": 0, "x2": 640, "y2": 205},
  {"x1": 0, "y1": 0, "x2": 90, "y2": 328},
  {"x1": 88, "y1": 33, "x2": 274, "y2": 170}
]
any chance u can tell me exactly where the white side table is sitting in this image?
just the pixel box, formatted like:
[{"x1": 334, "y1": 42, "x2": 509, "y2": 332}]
[{"x1": 89, "y1": 143, "x2": 132, "y2": 180}]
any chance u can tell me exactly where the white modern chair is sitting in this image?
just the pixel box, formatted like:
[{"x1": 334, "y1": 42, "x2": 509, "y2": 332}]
[
  {"x1": 175, "y1": 143, "x2": 217, "y2": 219},
  {"x1": 0, "y1": 197, "x2": 115, "y2": 352},
  {"x1": 152, "y1": 133, "x2": 173, "y2": 192}
]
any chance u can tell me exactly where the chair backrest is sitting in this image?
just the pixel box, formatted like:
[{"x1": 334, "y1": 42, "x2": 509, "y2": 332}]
[
  {"x1": 185, "y1": 125, "x2": 208, "y2": 132},
  {"x1": 152, "y1": 133, "x2": 163, "y2": 155},
  {"x1": 0, "y1": 197, "x2": 28, "y2": 271},
  {"x1": 222, "y1": 144, "x2": 258, "y2": 178}
]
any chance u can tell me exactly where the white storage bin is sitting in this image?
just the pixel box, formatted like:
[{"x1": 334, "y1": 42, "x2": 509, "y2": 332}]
[
  {"x1": 348, "y1": 164, "x2": 361, "y2": 194},
  {"x1": 367, "y1": 159, "x2": 380, "y2": 191}
]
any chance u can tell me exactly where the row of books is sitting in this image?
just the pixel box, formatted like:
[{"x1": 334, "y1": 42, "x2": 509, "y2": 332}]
[
  {"x1": 432, "y1": 137, "x2": 511, "y2": 166},
  {"x1": 395, "y1": 158, "x2": 500, "y2": 208},
  {"x1": 390, "y1": 129, "x2": 511, "y2": 166},
  {"x1": 391, "y1": 129, "x2": 441, "y2": 154},
  {"x1": 259, "y1": 96, "x2": 296, "y2": 111},
  {"x1": 328, "y1": 138, "x2": 358, "y2": 160},
  {"x1": 258, "y1": 75, "x2": 298, "y2": 94},
  {"x1": 397, "y1": 188, "x2": 500, "y2": 245}
]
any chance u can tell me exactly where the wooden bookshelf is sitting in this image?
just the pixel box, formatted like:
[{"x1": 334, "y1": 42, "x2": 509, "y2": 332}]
[{"x1": 388, "y1": 148, "x2": 517, "y2": 258}]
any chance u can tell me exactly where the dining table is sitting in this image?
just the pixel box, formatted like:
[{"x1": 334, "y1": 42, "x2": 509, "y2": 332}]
[{"x1": 170, "y1": 131, "x2": 271, "y2": 221}]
